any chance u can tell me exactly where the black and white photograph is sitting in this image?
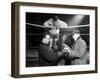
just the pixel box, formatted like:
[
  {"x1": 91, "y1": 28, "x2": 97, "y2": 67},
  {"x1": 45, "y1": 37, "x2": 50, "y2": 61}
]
[
  {"x1": 26, "y1": 13, "x2": 90, "y2": 67},
  {"x1": 11, "y1": 2, "x2": 97, "y2": 78}
]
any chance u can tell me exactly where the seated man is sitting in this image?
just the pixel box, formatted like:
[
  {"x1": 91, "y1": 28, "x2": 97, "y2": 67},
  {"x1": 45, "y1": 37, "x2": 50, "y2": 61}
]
[{"x1": 43, "y1": 16, "x2": 68, "y2": 39}]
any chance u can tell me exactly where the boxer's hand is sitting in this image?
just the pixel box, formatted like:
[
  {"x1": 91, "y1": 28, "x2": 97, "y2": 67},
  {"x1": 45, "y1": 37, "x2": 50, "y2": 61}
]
[
  {"x1": 58, "y1": 51, "x2": 63, "y2": 56},
  {"x1": 63, "y1": 44, "x2": 70, "y2": 53}
]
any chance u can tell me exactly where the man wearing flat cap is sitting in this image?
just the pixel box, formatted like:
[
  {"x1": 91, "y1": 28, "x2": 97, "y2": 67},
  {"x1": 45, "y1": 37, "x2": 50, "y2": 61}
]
[{"x1": 64, "y1": 29, "x2": 88, "y2": 65}]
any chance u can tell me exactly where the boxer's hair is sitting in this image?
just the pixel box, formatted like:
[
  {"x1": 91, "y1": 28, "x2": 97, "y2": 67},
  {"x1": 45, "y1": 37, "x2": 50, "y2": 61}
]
[
  {"x1": 72, "y1": 29, "x2": 80, "y2": 35},
  {"x1": 52, "y1": 16, "x2": 59, "y2": 21}
]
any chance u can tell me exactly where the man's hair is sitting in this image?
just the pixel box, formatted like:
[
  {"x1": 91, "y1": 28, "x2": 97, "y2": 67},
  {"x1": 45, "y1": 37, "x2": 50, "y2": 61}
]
[
  {"x1": 52, "y1": 16, "x2": 59, "y2": 21},
  {"x1": 71, "y1": 29, "x2": 80, "y2": 35},
  {"x1": 42, "y1": 32, "x2": 50, "y2": 39}
]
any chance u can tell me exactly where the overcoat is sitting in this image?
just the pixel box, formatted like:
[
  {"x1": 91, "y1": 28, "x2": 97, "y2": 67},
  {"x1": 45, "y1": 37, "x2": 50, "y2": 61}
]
[{"x1": 69, "y1": 37, "x2": 87, "y2": 65}]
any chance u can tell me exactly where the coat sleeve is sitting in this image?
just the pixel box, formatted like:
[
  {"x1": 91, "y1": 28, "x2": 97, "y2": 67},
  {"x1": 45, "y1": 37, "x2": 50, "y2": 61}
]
[
  {"x1": 38, "y1": 44, "x2": 60, "y2": 61},
  {"x1": 69, "y1": 40, "x2": 87, "y2": 58}
]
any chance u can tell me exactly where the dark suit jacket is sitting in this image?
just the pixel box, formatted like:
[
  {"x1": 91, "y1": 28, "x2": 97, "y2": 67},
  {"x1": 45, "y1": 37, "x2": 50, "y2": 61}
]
[
  {"x1": 38, "y1": 43, "x2": 60, "y2": 66},
  {"x1": 69, "y1": 37, "x2": 87, "y2": 65}
]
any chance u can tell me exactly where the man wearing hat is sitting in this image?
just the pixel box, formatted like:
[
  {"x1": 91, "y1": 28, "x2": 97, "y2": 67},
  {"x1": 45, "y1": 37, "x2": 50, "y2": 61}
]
[{"x1": 64, "y1": 29, "x2": 88, "y2": 65}]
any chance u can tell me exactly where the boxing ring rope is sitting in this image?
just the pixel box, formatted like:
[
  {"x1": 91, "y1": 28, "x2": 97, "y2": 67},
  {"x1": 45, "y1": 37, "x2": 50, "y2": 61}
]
[
  {"x1": 26, "y1": 23, "x2": 90, "y2": 29},
  {"x1": 26, "y1": 23, "x2": 89, "y2": 35}
]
